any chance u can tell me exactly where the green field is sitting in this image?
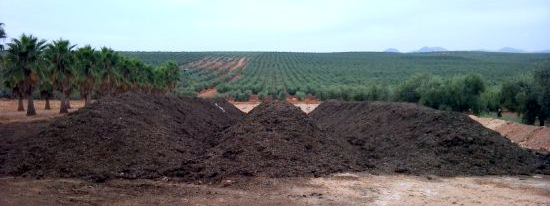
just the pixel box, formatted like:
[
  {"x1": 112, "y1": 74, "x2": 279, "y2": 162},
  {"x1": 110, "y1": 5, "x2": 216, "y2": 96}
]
[{"x1": 123, "y1": 51, "x2": 550, "y2": 100}]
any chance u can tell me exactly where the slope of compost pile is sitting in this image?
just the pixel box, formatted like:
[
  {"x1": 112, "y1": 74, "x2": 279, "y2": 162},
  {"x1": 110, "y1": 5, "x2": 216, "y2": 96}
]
[
  {"x1": 172, "y1": 101, "x2": 362, "y2": 180},
  {"x1": 310, "y1": 101, "x2": 550, "y2": 176},
  {"x1": 0, "y1": 93, "x2": 244, "y2": 182}
]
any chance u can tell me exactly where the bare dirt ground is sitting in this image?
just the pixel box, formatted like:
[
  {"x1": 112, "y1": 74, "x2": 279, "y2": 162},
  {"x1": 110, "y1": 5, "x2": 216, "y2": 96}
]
[
  {"x1": 231, "y1": 102, "x2": 318, "y2": 114},
  {"x1": 0, "y1": 174, "x2": 548, "y2": 206},
  {"x1": 470, "y1": 115, "x2": 550, "y2": 151},
  {"x1": 0, "y1": 99, "x2": 84, "y2": 123},
  {"x1": 197, "y1": 88, "x2": 218, "y2": 98}
]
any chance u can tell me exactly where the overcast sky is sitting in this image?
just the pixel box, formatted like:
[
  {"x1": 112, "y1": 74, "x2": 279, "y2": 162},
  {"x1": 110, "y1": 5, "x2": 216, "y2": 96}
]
[{"x1": 2, "y1": 0, "x2": 549, "y2": 52}]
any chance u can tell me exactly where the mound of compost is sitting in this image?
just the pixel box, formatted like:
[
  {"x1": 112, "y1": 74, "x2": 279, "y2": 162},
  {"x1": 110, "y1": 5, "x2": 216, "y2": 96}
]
[
  {"x1": 310, "y1": 101, "x2": 550, "y2": 176},
  {"x1": 0, "y1": 93, "x2": 244, "y2": 181},
  {"x1": 171, "y1": 101, "x2": 362, "y2": 180}
]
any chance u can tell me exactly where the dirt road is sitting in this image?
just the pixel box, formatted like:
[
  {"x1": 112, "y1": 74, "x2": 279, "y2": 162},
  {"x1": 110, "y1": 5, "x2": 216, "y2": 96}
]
[{"x1": 1, "y1": 174, "x2": 548, "y2": 205}]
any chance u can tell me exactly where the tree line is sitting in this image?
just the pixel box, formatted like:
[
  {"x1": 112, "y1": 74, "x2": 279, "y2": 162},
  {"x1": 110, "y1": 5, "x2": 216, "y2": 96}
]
[
  {"x1": 393, "y1": 62, "x2": 549, "y2": 126},
  {"x1": 0, "y1": 33, "x2": 180, "y2": 116}
]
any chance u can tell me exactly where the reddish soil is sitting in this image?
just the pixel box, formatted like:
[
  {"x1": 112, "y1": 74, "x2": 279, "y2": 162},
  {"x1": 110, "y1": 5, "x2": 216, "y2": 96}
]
[
  {"x1": 0, "y1": 99, "x2": 85, "y2": 123},
  {"x1": 286, "y1": 95, "x2": 319, "y2": 104},
  {"x1": 470, "y1": 115, "x2": 550, "y2": 151},
  {"x1": 183, "y1": 57, "x2": 211, "y2": 68},
  {"x1": 197, "y1": 88, "x2": 218, "y2": 98}
]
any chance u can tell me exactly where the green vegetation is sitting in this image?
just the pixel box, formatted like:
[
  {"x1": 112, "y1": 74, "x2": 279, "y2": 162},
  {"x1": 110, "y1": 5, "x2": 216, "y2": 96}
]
[
  {"x1": 0, "y1": 34, "x2": 180, "y2": 116},
  {"x1": 0, "y1": 23, "x2": 6, "y2": 51},
  {"x1": 125, "y1": 51, "x2": 549, "y2": 125},
  {"x1": 2, "y1": 31, "x2": 549, "y2": 125}
]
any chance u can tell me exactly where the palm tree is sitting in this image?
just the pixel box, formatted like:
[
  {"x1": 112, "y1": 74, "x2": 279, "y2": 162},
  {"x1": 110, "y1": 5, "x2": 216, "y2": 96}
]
[
  {"x1": 98, "y1": 47, "x2": 121, "y2": 95},
  {"x1": 74, "y1": 45, "x2": 99, "y2": 106},
  {"x1": 37, "y1": 62, "x2": 54, "y2": 110},
  {"x1": 44, "y1": 39, "x2": 75, "y2": 113},
  {"x1": 5, "y1": 34, "x2": 47, "y2": 116},
  {"x1": 0, "y1": 23, "x2": 6, "y2": 51},
  {"x1": 1, "y1": 57, "x2": 26, "y2": 111}
]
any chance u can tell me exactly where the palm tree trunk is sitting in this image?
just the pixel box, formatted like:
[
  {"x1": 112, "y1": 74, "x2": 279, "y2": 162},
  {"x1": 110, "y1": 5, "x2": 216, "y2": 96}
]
[
  {"x1": 66, "y1": 98, "x2": 71, "y2": 109},
  {"x1": 26, "y1": 93, "x2": 37, "y2": 116},
  {"x1": 60, "y1": 94, "x2": 68, "y2": 113},
  {"x1": 45, "y1": 96, "x2": 51, "y2": 110},
  {"x1": 84, "y1": 93, "x2": 91, "y2": 107},
  {"x1": 17, "y1": 95, "x2": 25, "y2": 111}
]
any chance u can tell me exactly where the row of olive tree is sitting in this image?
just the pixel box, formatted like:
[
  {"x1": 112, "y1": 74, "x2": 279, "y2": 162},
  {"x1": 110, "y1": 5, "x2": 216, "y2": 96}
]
[
  {"x1": 499, "y1": 61, "x2": 550, "y2": 125},
  {"x1": 0, "y1": 34, "x2": 180, "y2": 116},
  {"x1": 394, "y1": 74, "x2": 486, "y2": 113},
  {"x1": 393, "y1": 61, "x2": 550, "y2": 126}
]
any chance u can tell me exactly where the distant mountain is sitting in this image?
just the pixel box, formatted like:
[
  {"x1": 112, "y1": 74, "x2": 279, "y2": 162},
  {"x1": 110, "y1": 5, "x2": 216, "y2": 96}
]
[
  {"x1": 536, "y1": 50, "x2": 550, "y2": 53},
  {"x1": 411, "y1": 46, "x2": 447, "y2": 53},
  {"x1": 497, "y1": 47, "x2": 525, "y2": 53},
  {"x1": 472, "y1": 49, "x2": 491, "y2": 52},
  {"x1": 383, "y1": 48, "x2": 400, "y2": 53}
]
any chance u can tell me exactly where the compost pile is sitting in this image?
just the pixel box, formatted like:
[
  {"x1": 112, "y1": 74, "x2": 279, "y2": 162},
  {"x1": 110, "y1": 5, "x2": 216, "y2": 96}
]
[
  {"x1": 1, "y1": 94, "x2": 549, "y2": 182},
  {"x1": 190, "y1": 101, "x2": 361, "y2": 180},
  {"x1": 310, "y1": 101, "x2": 550, "y2": 176},
  {"x1": 0, "y1": 93, "x2": 244, "y2": 181}
]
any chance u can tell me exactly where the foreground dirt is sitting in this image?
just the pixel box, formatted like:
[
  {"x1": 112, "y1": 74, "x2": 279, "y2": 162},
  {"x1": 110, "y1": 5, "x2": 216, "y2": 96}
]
[
  {"x1": 0, "y1": 174, "x2": 548, "y2": 206},
  {"x1": 0, "y1": 99, "x2": 84, "y2": 123}
]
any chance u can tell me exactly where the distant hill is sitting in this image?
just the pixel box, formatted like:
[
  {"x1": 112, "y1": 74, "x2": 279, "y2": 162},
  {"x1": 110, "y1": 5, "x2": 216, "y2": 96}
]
[
  {"x1": 536, "y1": 50, "x2": 550, "y2": 53},
  {"x1": 383, "y1": 48, "x2": 400, "y2": 53},
  {"x1": 411, "y1": 46, "x2": 447, "y2": 53},
  {"x1": 497, "y1": 47, "x2": 525, "y2": 53}
]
